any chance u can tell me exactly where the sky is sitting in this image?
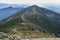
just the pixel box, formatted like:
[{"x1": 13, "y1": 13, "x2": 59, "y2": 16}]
[{"x1": 0, "y1": 0, "x2": 60, "y2": 5}]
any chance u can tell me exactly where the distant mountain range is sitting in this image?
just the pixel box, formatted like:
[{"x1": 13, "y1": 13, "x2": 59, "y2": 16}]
[
  {"x1": 0, "y1": 6, "x2": 23, "y2": 20},
  {"x1": 41, "y1": 4, "x2": 60, "y2": 13},
  {"x1": 0, "y1": 5, "x2": 60, "y2": 38},
  {"x1": 0, "y1": 3, "x2": 29, "y2": 9}
]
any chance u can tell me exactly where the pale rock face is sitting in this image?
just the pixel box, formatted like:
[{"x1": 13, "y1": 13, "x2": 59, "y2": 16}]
[{"x1": 46, "y1": 14, "x2": 54, "y2": 17}]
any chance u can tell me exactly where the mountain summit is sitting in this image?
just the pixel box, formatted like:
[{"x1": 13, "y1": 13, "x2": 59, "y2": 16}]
[{"x1": 0, "y1": 5, "x2": 60, "y2": 38}]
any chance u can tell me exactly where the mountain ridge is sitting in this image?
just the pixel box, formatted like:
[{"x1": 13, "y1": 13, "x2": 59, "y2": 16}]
[{"x1": 0, "y1": 5, "x2": 60, "y2": 37}]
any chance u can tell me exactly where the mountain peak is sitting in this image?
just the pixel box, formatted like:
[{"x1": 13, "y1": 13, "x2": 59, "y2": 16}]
[
  {"x1": 30, "y1": 5, "x2": 39, "y2": 8},
  {"x1": 31, "y1": 5, "x2": 38, "y2": 7},
  {"x1": 25, "y1": 5, "x2": 39, "y2": 12}
]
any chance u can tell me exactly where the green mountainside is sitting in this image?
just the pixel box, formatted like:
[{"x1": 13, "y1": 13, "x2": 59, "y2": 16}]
[{"x1": 0, "y1": 5, "x2": 60, "y2": 38}]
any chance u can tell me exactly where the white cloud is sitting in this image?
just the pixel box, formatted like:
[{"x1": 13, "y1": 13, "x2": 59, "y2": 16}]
[{"x1": 0, "y1": 0, "x2": 60, "y2": 5}]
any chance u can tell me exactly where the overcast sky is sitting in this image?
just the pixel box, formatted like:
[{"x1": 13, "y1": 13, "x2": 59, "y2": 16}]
[{"x1": 0, "y1": 0, "x2": 60, "y2": 5}]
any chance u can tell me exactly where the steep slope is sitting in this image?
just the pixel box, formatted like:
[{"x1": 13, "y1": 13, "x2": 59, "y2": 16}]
[{"x1": 0, "y1": 5, "x2": 60, "y2": 38}]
